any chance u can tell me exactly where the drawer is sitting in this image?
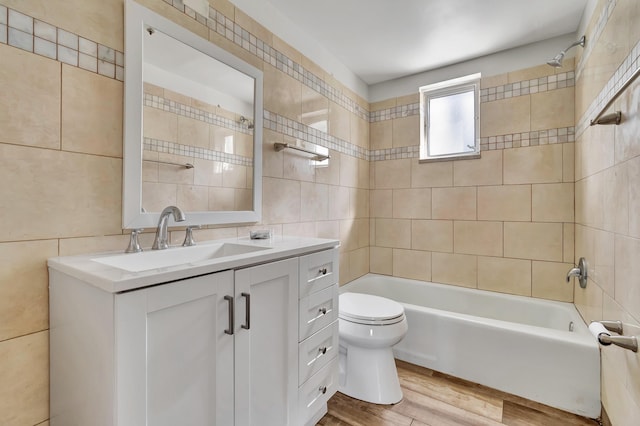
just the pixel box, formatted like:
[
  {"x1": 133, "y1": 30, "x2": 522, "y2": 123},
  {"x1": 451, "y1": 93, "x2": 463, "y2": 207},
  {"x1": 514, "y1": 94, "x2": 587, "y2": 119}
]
[
  {"x1": 299, "y1": 248, "x2": 339, "y2": 298},
  {"x1": 299, "y1": 285, "x2": 338, "y2": 341},
  {"x1": 298, "y1": 356, "x2": 338, "y2": 425},
  {"x1": 299, "y1": 321, "x2": 339, "y2": 386}
]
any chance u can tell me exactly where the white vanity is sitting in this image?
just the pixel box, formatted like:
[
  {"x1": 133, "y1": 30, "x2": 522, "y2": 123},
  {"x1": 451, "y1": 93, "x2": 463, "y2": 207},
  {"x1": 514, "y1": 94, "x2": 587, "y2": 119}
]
[{"x1": 48, "y1": 236, "x2": 340, "y2": 426}]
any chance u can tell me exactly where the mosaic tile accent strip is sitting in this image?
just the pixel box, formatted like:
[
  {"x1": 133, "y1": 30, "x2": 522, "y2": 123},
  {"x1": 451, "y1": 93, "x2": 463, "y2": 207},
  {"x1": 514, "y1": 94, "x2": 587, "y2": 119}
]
[
  {"x1": 575, "y1": 0, "x2": 617, "y2": 80},
  {"x1": 480, "y1": 72, "x2": 575, "y2": 102},
  {"x1": 0, "y1": 6, "x2": 123, "y2": 81},
  {"x1": 576, "y1": 35, "x2": 640, "y2": 138},
  {"x1": 144, "y1": 138, "x2": 253, "y2": 167},
  {"x1": 162, "y1": 0, "x2": 370, "y2": 122},
  {"x1": 480, "y1": 127, "x2": 575, "y2": 151},
  {"x1": 144, "y1": 93, "x2": 254, "y2": 135},
  {"x1": 369, "y1": 145, "x2": 420, "y2": 161},
  {"x1": 370, "y1": 73, "x2": 576, "y2": 123},
  {"x1": 264, "y1": 110, "x2": 369, "y2": 161}
]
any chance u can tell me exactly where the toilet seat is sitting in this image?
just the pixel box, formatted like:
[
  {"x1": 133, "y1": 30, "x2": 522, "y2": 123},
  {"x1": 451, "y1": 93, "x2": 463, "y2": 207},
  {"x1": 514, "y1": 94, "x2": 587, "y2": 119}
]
[{"x1": 339, "y1": 293, "x2": 405, "y2": 325}]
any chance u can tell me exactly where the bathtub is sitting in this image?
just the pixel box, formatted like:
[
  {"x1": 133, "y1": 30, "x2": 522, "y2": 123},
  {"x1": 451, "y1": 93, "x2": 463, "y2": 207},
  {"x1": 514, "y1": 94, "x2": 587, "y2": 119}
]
[{"x1": 340, "y1": 274, "x2": 600, "y2": 418}]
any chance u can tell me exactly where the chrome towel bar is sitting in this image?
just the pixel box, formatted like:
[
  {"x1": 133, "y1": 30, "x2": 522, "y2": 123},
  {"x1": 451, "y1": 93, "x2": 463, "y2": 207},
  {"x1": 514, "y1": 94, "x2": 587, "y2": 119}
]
[
  {"x1": 274, "y1": 142, "x2": 330, "y2": 161},
  {"x1": 143, "y1": 159, "x2": 194, "y2": 169},
  {"x1": 590, "y1": 66, "x2": 640, "y2": 126}
]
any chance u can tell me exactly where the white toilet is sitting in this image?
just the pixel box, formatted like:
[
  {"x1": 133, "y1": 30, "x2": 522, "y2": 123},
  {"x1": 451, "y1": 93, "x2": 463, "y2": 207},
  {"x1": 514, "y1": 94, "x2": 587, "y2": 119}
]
[{"x1": 338, "y1": 292, "x2": 408, "y2": 404}]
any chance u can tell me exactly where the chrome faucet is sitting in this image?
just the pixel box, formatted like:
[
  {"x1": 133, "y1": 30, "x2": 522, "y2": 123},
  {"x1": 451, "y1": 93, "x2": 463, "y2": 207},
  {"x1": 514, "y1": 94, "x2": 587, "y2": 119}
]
[
  {"x1": 152, "y1": 206, "x2": 186, "y2": 250},
  {"x1": 566, "y1": 257, "x2": 588, "y2": 288}
]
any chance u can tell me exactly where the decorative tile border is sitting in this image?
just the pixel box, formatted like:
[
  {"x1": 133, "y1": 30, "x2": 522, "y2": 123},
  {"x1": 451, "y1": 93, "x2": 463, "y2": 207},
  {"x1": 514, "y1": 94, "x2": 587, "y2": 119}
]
[
  {"x1": 264, "y1": 110, "x2": 369, "y2": 161},
  {"x1": 370, "y1": 103, "x2": 420, "y2": 122},
  {"x1": 480, "y1": 127, "x2": 575, "y2": 151},
  {"x1": 480, "y1": 72, "x2": 575, "y2": 102},
  {"x1": 144, "y1": 93, "x2": 253, "y2": 135},
  {"x1": 575, "y1": 8, "x2": 640, "y2": 138},
  {"x1": 144, "y1": 138, "x2": 253, "y2": 167},
  {"x1": 0, "y1": 6, "x2": 124, "y2": 81}
]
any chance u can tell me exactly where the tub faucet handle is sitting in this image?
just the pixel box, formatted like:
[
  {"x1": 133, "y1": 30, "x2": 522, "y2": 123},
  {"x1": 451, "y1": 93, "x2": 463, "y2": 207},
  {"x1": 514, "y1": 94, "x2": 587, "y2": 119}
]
[{"x1": 566, "y1": 257, "x2": 588, "y2": 288}]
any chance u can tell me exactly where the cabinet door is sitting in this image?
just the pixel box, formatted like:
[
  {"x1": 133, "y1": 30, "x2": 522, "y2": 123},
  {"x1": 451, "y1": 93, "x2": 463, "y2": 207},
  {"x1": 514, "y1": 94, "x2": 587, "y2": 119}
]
[
  {"x1": 234, "y1": 258, "x2": 299, "y2": 426},
  {"x1": 115, "y1": 271, "x2": 235, "y2": 426}
]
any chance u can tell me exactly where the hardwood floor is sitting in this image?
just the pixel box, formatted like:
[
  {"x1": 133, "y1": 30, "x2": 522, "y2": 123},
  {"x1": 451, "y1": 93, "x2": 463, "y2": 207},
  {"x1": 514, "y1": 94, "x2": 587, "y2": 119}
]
[{"x1": 318, "y1": 360, "x2": 600, "y2": 426}]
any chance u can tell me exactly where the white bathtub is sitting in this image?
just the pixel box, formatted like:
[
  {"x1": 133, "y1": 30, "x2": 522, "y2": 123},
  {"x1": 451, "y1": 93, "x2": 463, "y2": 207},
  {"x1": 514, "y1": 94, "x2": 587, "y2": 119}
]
[{"x1": 341, "y1": 274, "x2": 601, "y2": 418}]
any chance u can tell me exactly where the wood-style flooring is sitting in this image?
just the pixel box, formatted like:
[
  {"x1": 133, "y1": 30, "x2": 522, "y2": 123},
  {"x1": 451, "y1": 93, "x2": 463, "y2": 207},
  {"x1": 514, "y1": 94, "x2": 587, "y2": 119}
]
[{"x1": 319, "y1": 360, "x2": 600, "y2": 426}]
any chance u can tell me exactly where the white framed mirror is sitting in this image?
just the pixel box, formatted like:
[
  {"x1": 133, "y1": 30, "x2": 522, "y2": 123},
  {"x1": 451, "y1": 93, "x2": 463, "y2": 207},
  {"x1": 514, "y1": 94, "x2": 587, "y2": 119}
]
[{"x1": 123, "y1": 0, "x2": 263, "y2": 229}]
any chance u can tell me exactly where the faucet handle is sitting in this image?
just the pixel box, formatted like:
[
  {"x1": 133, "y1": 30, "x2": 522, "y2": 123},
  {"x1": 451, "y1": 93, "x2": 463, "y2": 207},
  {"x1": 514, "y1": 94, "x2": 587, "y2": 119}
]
[
  {"x1": 125, "y1": 228, "x2": 144, "y2": 253},
  {"x1": 182, "y1": 225, "x2": 202, "y2": 247}
]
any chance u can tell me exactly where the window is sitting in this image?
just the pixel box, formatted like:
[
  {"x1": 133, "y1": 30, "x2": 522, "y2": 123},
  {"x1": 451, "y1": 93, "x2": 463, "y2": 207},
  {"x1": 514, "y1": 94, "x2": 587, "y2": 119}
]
[{"x1": 420, "y1": 73, "x2": 480, "y2": 161}]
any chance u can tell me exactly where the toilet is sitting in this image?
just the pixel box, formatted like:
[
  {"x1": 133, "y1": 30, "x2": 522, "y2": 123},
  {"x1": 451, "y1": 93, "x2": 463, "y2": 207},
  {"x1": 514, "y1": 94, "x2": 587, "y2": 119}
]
[{"x1": 338, "y1": 292, "x2": 408, "y2": 404}]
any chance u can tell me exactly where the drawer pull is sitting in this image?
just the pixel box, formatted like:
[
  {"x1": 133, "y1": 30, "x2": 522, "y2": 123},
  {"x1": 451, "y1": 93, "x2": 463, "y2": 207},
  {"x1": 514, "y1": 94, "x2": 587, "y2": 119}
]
[
  {"x1": 318, "y1": 346, "x2": 327, "y2": 355},
  {"x1": 319, "y1": 386, "x2": 327, "y2": 395},
  {"x1": 319, "y1": 268, "x2": 327, "y2": 275},
  {"x1": 319, "y1": 307, "x2": 327, "y2": 315}
]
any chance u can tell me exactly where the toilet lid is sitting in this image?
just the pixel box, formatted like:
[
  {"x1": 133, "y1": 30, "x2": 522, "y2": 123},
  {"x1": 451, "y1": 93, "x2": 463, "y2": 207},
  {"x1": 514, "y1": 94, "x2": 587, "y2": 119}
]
[{"x1": 339, "y1": 292, "x2": 404, "y2": 324}]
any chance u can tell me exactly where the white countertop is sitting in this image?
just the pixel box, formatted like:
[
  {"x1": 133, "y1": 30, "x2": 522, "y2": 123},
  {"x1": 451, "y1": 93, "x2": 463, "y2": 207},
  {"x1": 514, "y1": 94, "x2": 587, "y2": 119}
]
[{"x1": 48, "y1": 236, "x2": 340, "y2": 293}]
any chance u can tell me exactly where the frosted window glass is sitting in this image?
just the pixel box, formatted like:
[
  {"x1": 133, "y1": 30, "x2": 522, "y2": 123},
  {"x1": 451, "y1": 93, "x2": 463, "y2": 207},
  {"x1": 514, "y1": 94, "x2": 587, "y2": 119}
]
[{"x1": 428, "y1": 90, "x2": 475, "y2": 156}]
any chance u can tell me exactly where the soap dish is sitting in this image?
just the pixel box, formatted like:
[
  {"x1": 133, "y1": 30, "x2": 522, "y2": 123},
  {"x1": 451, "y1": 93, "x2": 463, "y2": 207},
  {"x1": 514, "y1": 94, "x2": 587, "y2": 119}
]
[{"x1": 250, "y1": 230, "x2": 271, "y2": 239}]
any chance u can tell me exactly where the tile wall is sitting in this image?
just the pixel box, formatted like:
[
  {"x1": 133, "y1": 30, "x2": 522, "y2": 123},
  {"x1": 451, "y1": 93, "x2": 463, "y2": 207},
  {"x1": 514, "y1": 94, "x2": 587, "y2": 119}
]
[
  {"x1": 369, "y1": 62, "x2": 577, "y2": 302},
  {"x1": 573, "y1": 0, "x2": 640, "y2": 424}
]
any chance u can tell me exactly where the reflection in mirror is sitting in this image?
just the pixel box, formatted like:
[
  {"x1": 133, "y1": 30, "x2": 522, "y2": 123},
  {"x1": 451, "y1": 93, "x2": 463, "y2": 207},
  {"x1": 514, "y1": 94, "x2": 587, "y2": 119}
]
[{"x1": 124, "y1": 0, "x2": 263, "y2": 229}]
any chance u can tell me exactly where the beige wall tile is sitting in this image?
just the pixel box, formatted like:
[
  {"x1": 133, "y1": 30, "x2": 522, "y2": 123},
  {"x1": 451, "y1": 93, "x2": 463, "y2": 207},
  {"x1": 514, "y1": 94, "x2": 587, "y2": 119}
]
[
  {"x1": 0, "y1": 241, "x2": 57, "y2": 341},
  {"x1": 262, "y1": 177, "x2": 300, "y2": 224},
  {"x1": 478, "y1": 256, "x2": 531, "y2": 296},
  {"x1": 59, "y1": 235, "x2": 134, "y2": 256},
  {"x1": 453, "y1": 150, "x2": 502, "y2": 186},
  {"x1": 177, "y1": 116, "x2": 209, "y2": 150},
  {"x1": 264, "y1": 65, "x2": 301, "y2": 121},
  {"x1": 328, "y1": 185, "x2": 350, "y2": 220},
  {"x1": 532, "y1": 183, "x2": 574, "y2": 222},
  {"x1": 477, "y1": 185, "x2": 531, "y2": 221},
  {"x1": 340, "y1": 154, "x2": 359, "y2": 188},
  {"x1": 393, "y1": 249, "x2": 431, "y2": 282},
  {"x1": 562, "y1": 142, "x2": 574, "y2": 183},
  {"x1": 627, "y1": 157, "x2": 640, "y2": 238},
  {"x1": 432, "y1": 252, "x2": 477, "y2": 288},
  {"x1": 481, "y1": 74, "x2": 508, "y2": 88},
  {"x1": 283, "y1": 222, "x2": 316, "y2": 238},
  {"x1": 177, "y1": 185, "x2": 209, "y2": 211},
  {"x1": 503, "y1": 144, "x2": 564, "y2": 184},
  {"x1": 0, "y1": 44, "x2": 60, "y2": 149},
  {"x1": 480, "y1": 96, "x2": 530, "y2": 137},
  {"x1": 393, "y1": 189, "x2": 431, "y2": 219},
  {"x1": 0, "y1": 331, "x2": 49, "y2": 426},
  {"x1": 370, "y1": 120, "x2": 393, "y2": 150},
  {"x1": 507, "y1": 64, "x2": 552, "y2": 83},
  {"x1": 531, "y1": 261, "x2": 574, "y2": 302},
  {"x1": 374, "y1": 159, "x2": 411, "y2": 189},
  {"x1": 370, "y1": 98, "x2": 396, "y2": 111},
  {"x1": 328, "y1": 101, "x2": 350, "y2": 142},
  {"x1": 563, "y1": 223, "x2": 575, "y2": 264},
  {"x1": 0, "y1": 145, "x2": 122, "y2": 241},
  {"x1": 411, "y1": 160, "x2": 453, "y2": 188},
  {"x1": 143, "y1": 182, "x2": 178, "y2": 212},
  {"x1": 350, "y1": 247, "x2": 370, "y2": 280},
  {"x1": 412, "y1": 220, "x2": 453, "y2": 253},
  {"x1": 300, "y1": 182, "x2": 329, "y2": 222},
  {"x1": 371, "y1": 189, "x2": 392, "y2": 218},
  {"x1": 351, "y1": 188, "x2": 369, "y2": 219},
  {"x1": 603, "y1": 163, "x2": 629, "y2": 235},
  {"x1": 316, "y1": 150, "x2": 340, "y2": 186},
  {"x1": 370, "y1": 246, "x2": 393, "y2": 275},
  {"x1": 316, "y1": 221, "x2": 340, "y2": 240},
  {"x1": 62, "y1": 65, "x2": 123, "y2": 157},
  {"x1": 454, "y1": 221, "x2": 503, "y2": 257},
  {"x1": 396, "y1": 93, "x2": 419, "y2": 106},
  {"x1": 144, "y1": 106, "x2": 178, "y2": 143},
  {"x1": 530, "y1": 87, "x2": 575, "y2": 131},
  {"x1": 339, "y1": 252, "x2": 350, "y2": 286},
  {"x1": 614, "y1": 235, "x2": 640, "y2": 321},
  {"x1": 504, "y1": 222, "x2": 563, "y2": 262},
  {"x1": 357, "y1": 158, "x2": 370, "y2": 190},
  {"x1": 222, "y1": 164, "x2": 248, "y2": 188},
  {"x1": 432, "y1": 187, "x2": 476, "y2": 220},
  {"x1": 392, "y1": 115, "x2": 419, "y2": 148},
  {"x1": 357, "y1": 218, "x2": 370, "y2": 247},
  {"x1": 375, "y1": 218, "x2": 411, "y2": 249},
  {"x1": 157, "y1": 153, "x2": 195, "y2": 185},
  {"x1": 574, "y1": 277, "x2": 603, "y2": 323},
  {"x1": 351, "y1": 113, "x2": 369, "y2": 150},
  {"x1": 208, "y1": 187, "x2": 235, "y2": 211}
]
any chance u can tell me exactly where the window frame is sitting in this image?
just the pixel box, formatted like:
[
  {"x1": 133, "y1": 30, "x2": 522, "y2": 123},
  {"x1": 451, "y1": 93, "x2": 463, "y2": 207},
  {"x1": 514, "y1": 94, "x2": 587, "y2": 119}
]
[{"x1": 419, "y1": 73, "x2": 481, "y2": 162}]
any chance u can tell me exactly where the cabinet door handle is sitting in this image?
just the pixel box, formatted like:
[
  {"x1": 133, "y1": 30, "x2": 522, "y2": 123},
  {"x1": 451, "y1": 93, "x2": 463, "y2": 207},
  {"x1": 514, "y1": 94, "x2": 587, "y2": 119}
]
[
  {"x1": 241, "y1": 292, "x2": 250, "y2": 330},
  {"x1": 319, "y1": 386, "x2": 327, "y2": 395},
  {"x1": 224, "y1": 295, "x2": 234, "y2": 335}
]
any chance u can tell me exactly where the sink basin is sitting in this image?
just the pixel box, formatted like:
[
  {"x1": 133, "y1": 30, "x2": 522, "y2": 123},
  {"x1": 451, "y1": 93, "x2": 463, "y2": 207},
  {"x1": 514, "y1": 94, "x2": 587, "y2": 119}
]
[{"x1": 92, "y1": 242, "x2": 269, "y2": 272}]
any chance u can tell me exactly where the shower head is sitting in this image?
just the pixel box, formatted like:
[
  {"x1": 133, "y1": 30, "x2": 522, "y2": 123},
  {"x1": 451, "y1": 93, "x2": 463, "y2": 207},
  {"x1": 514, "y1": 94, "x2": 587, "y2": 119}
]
[{"x1": 546, "y1": 36, "x2": 586, "y2": 68}]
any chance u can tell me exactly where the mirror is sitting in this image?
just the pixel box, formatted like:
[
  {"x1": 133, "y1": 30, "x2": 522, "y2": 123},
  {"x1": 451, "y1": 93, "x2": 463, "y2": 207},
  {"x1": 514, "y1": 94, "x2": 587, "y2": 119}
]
[{"x1": 123, "y1": 0, "x2": 263, "y2": 229}]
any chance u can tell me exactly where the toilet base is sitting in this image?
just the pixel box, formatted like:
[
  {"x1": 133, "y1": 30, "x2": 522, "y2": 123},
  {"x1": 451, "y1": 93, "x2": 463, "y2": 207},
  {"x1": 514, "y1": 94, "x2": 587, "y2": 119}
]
[{"x1": 338, "y1": 344, "x2": 403, "y2": 405}]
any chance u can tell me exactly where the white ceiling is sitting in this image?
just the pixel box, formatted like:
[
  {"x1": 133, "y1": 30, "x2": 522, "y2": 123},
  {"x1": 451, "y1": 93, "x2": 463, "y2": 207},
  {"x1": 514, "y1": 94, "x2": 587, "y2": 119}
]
[{"x1": 252, "y1": 0, "x2": 588, "y2": 86}]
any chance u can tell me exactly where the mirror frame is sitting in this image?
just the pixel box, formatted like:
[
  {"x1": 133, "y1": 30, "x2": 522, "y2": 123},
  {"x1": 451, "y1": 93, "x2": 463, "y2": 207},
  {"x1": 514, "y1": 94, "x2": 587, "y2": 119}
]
[{"x1": 123, "y1": 0, "x2": 263, "y2": 229}]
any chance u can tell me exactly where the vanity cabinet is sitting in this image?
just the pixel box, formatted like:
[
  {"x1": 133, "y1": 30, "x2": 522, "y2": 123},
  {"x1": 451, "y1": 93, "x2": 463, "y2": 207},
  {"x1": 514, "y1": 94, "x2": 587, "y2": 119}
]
[{"x1": 49, "y1": 244, "x2": 339, "y2": 426}]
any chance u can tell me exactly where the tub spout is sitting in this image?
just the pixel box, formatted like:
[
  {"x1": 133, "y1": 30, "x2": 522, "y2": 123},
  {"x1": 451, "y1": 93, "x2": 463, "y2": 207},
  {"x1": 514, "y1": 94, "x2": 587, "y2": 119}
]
[{"x1": 566, "y1": 257, "x2": 588, "y2": 288}]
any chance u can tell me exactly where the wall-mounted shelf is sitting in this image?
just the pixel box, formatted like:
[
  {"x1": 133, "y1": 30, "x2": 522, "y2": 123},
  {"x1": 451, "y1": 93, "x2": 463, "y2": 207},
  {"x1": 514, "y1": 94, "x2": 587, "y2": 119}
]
[{"x1": 274, "y1": 142, "x2": 330, "y2": 161}]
